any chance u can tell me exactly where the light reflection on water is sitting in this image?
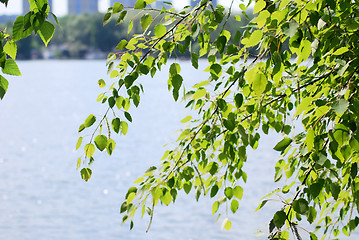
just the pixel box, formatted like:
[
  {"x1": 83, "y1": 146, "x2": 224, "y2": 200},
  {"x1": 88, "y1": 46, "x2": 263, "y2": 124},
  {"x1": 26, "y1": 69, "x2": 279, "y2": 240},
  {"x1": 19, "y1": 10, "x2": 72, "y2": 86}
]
[{"x1": 0, "y1": 60, "x2": 291, "y2": 240}]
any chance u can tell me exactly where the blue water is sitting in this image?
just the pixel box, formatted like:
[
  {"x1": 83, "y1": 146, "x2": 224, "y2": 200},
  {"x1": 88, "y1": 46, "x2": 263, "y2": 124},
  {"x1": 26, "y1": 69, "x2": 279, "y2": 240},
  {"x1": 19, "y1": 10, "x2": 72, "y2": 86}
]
[{"x1": 0, "y1": 60, "x2": 290, "y2": 240}]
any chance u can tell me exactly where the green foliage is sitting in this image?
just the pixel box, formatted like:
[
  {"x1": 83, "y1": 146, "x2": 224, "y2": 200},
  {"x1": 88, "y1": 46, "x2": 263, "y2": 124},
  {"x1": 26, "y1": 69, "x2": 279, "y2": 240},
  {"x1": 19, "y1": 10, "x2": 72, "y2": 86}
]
[
  {"x1": 76, "y1": 0, "x2": 359, "y2": 239},
  {"x1": 0, "y1": 0, "x2": 55, "y2": 100}
]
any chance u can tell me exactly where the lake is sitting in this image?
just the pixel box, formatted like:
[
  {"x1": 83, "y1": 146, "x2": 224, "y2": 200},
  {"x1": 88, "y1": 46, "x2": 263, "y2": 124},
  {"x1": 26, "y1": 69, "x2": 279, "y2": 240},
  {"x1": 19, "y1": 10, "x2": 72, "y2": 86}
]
[{"x1": 0, "y1": 60, "x2": 307, "y2": 239}]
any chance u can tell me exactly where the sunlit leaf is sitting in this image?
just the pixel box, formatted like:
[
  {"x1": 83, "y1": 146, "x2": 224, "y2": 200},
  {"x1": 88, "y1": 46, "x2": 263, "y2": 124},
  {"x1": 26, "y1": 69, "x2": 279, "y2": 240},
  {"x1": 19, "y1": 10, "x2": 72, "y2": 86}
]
[
  {"x1": 39, "y1": 21, "x2": 55, "y2": 47},
  {"x1": 273, "y1": 138, "x2": 292, "y2": 152},
  {"x1": 94, "y1": 135, "x2": 108, "y2": 151},
  {"x1": 81, "y1": 168, "x2": 92, "y2": 182}
]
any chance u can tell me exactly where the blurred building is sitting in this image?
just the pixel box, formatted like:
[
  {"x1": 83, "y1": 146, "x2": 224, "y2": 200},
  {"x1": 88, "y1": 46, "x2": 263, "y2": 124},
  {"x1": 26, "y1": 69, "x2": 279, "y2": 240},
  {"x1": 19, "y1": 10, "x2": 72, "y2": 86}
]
[
  {"x1": 109, "y1": 0, "x2": 171, "y2": 8},
  {"x1": 110, "y1": 0, "x2": 136, "y2": 7},
  {"x1": 68, "y1": 0, "x2": 98, "y2": 14},
  {"x1": 190, "y1": 0, "x2": 217, "y2": 7},
  {"x1": 23, "y1": 0, "x2": 53, "y2": 14},
  {"x1": 153, "y1": 0, "x2": 172, "y2": 9}
]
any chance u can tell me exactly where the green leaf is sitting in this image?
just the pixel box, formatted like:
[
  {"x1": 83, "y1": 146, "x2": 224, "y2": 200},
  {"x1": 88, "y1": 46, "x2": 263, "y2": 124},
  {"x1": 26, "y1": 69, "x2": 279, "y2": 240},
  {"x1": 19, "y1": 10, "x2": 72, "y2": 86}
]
[
  {"x1": 210, "y1": 185, "x2": 219, "y2": 198},
  {"x1": 134, "y1": 0, "x2": 146, "y2": 9},
  {"x1": 94, "y1": 135, "x2": 108, "y2": 151},
  {"x1": 216, "y1": 35, "x2": 227, "y2": 54},
  {"x1": 112, "y1": 118, "x2": 121, "y2": 133},
  {"x1": 273, "y1": 138, "x2": 292, "y2": 152},
  {"x1": 210, "y1": 64, "x2": 222, "y2": 79},
  {"x1": 124, "y1": 112, "x2": 132, "y2": 122},
  {"x1": 293, "y1": 198, "x2": 309, "y2": 215},
  {"x1": 212, "y1": 201, "x2": 219, "y2": 214},
  {"x1": 127, "y1": 192, "x2": 136, "y2": 204},
  {"x1": 0, "y1": 75, "x2": 9, "y2": 100},
  {"x1": 38, "y1": 21, "x2": 55, "y2": 47},
  {"x1": 306, "y1": 129, "x2": 314, "y2": 152},
  {"x1": 331, "y1": 182, "x2": 340, "y2": 200},
  {"x1": 112, "y1": 3, "x2": 124, "y2": 13},
  {"x1": 282, "y1": 20, "x2": 299, "y2": 37},
  {"x1": 154, "y1": 24, "x2": 166, "y2": 38},
  {"x1": 2, "y1": 59, "x2": 21, "y2": 76},
  {"x1": 222, "y1": 218, "x2": 232, "y2": 231},
  {"x1": 242, "y1": 30, "x2": 263, "y2": 47},
  {"x1": 116, "y1": 39, "x2": 128, "y2": 50},
  {"x1": 84, "y1": 144, "x2": 95, "y2": 158},
  {"x1": 307, "y1": 206, "x2": 317, "y2": 224},
  {"x1": 106, "y1": 139, "x2": 116, "y2": 155},
  {"x1": 180, "y1": 115, "x2": 192, "y2": 123},
  {"x1": 253, "y1": 0, "x2": 266, "y2": 14},
  {"x1": 141, "y1": 13, "x2": 152, "y2": 31},
  {"x1": 120, "y1": 121, "x2": 128, "y2": 135},
  {"x1": 333, "y1": 47, "x2": 349, "y2": 55},
  {"x1": 172, "y1": 74, "x2": 183, "y2": 92},
  {"x1": 183, "y1": 181, "x2": 192, "y2": 194},
  {"x1": 98, "y1": 79, "x2": 106, "y2": 88},
  {"x1": 233, "y1": 31, "x2": 242, "y2": 45},
  {"x1": 333, "y1": 99, "x2": 349, "y2": 115},
  {"x1": 0, "y1": 0, "x2": 9, "y2": 7},
  {"x1": 81, "y1": 168, "x2": 92, "y2": 182},
  {"x1": 255, "y1": 200, "x2": 268, "y2": 212},
  {"x1": 78, "y1": 124, "x2": 85, "y2": 133},
  {"x1": 103, "y1": 12, "x2": 112, "y2": 26},
  {"x1": 233, "y1": 186, "x2": 243, "y2": 200},
  {"x1": 117, "y1": 11, "x2": 127, "y2": 25},
  {"x1": 84, "y1": 114, "x2": 96, "y2": 128},
  {"x1": 234, "y1": 93, "x2": 244, "y2": 108},
  {"x1": 12, "y1": 16, "x2": 24, "y2": 41},
  {"x1": 4, "y1": 40, "x2": 17, "y2": 59},
  {"x1": 309, "y1": 180, "x2": 324, "y2": 199},
  {"x1": 294, "y1": 97, "x2": 313, "y2": 117},
  {"x1": 252, "y1": 72, "x2": 267, "y2": 96},
  {"x1": 193, "y1": 88, "x2": 207, "y2": 99},
  {"x1": 76, "y1": 137, "x2": 83, "y2": 150},
  {"x1": 273, "y1": 210, "x2": 286, "y2": 228},
  {"x1": 191, "y1": 53, "x2": 199, "y2": 69},
  {"x1": 224, "y1": 187, "x2": 233, "y2": 199},
  {"x1": 230, "y1": 199, "x2": 239, "y2": 213},
  {"x1": 160, "y1": 190, "x2": 172, "y2": 205}
]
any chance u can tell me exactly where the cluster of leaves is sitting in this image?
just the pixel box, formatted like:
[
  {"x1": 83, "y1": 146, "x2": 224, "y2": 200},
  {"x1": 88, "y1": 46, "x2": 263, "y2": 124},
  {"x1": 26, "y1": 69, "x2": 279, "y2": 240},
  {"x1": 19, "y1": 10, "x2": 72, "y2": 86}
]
[
  {"x1": 77, "y1": 0, "x2": 359, "y2": 239},
  {"x1": 0, "y1": 0, "x2": 56, "y2": 99}
]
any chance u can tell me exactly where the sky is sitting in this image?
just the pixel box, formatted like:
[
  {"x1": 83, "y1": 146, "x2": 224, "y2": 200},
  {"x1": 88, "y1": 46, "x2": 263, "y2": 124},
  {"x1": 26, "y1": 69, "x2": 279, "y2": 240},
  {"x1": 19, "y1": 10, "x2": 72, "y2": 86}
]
[{"x1": 0, "y1": 0, "x2": 238, "y2": 16}]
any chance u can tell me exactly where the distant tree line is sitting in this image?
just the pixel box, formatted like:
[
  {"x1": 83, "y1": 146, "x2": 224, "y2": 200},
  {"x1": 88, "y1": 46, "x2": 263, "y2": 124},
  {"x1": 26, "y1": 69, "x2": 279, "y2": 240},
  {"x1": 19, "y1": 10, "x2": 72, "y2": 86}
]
[{"x1": 1, "y1": 11, "x2": 257, "y2": 59}]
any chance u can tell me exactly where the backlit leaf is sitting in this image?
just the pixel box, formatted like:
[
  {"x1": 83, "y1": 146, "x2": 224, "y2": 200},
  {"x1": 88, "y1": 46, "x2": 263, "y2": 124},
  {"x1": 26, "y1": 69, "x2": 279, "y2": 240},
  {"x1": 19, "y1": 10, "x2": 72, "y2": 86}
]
[
  {"x1": 282, "y1": 20, "x2": 299, "y2": 37},
  {"x1": 2, "y1": 59, "x2": 21, "y2": 76},
  {"x1": 76, "y1": 137, "x2": 83, "y2": 150},
  {"x1": 39, "y1": 21, "x2": 55, "y2": 47},
  {"x1": 4, "y1": 40, "x2": 17, "y2": 59},
  {"x1": 181, "y1": 115, "x2": 192, "y2": 123},
  {"x1": 84, "y1": 144, "x2": 95, "y2": 158},
  {"x1": 154, "y1": 24, "x2": 166, "y2": 38},
  {"x1": 141, "y1": 13, "x2": 152, "y2": 31},
  {"x1": 94, "y1": 135, "x2": 108, "y2": 151},
  {"x1": 224, "y1": 187, "x2": 233, "y2": 199},
  {"x1": 242, "y1": 30, "x2": 263, "y2": 47},
  {"x1": 84, "y1": 114, "x2": 96, "y2": 128},
  {"x1": 0, "y1": 76, "x2": 9, "y2": 100},
  {"x1": 134, "y1": 0, "x2": 146, "y2": 9},
  {"x1": 233, "y1": 186, "x2": 243, "y2": 200},
  {"x1": 253, "y1": 0, "x2": 266, "y2": 14},
  {"x1": 81, "y1": 168, "x2": 92, "y2": 182},
  {"x1": 273, "y1": 138, "x2": 292, "y2": 152},
  {"x1": 333, "y1": 99, "x2": 349, "y2": 115},
  {"x1": 231, "y1": 199, "x2": 239, "y2": 213},
  {"x1": 333, "y1": 47, "x2": 349, "y2": 55}
]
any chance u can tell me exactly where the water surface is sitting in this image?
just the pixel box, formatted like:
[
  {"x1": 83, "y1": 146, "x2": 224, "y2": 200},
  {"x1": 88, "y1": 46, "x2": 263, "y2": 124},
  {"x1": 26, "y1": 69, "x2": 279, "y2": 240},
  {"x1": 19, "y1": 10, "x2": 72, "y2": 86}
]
[{"x1": 0, "y1": 60, "x2": 287, "y2": 240}]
